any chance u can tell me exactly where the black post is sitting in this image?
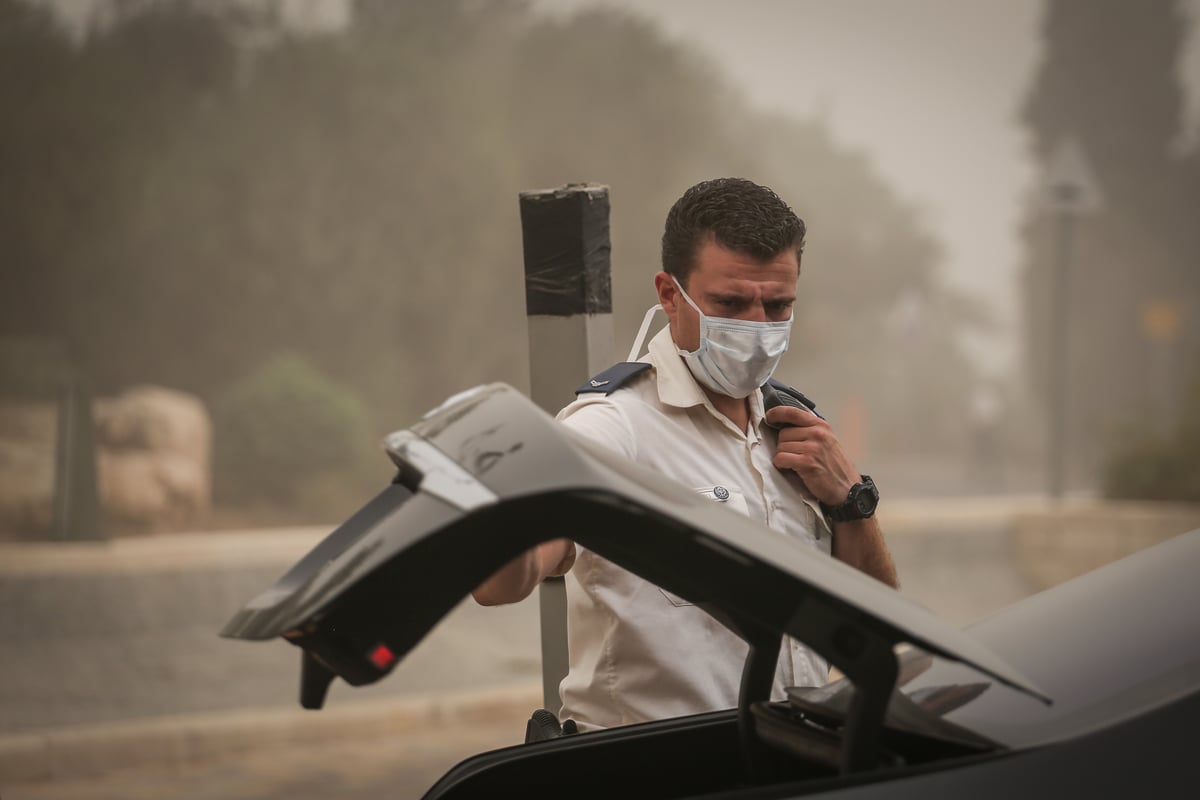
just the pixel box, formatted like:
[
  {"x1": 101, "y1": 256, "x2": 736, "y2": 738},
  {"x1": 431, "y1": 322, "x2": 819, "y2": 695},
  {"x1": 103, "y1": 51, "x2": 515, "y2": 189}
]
[
  {"x1": 519, "y1": 183, "x2": 614, "y2": 712},
  {"x1": 52, "y1": 372, "x2": 104, "y2": 541}
]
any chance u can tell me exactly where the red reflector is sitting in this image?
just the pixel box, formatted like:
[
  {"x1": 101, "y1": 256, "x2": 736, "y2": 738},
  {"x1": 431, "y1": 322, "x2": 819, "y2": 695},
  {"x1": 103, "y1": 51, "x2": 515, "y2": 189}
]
[{"x1": 368, "y1": 643, "x2": 397, "y2": 670}]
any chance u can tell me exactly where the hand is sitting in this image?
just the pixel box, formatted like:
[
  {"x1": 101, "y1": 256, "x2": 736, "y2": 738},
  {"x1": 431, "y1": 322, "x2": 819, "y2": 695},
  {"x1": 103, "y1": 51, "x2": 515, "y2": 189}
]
[
  {"x1": 765, "y1": 405, "x2": 860, "y2": 507},
  {"x1": 472, "y1": 539, "x2": 575, "y2": 606}
]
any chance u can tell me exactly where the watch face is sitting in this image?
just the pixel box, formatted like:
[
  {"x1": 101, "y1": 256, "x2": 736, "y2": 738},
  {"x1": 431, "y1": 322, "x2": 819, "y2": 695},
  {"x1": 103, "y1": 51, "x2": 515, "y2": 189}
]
[
  {"x1": 853, "y1": 479, "x2": 878, "y2": 517},
  {"x1": 856, "y1": 494, "x2": 875, "y2": 515},
  {"x1": 828, "y1": 479, "x2": 878, "y2": 521}
]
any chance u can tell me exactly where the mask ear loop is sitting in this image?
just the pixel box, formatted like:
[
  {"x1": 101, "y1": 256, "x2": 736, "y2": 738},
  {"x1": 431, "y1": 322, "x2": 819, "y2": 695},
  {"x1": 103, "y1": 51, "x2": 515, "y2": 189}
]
[{"x1": 627, "y1": 304, "x2": 664, "y2": 362}]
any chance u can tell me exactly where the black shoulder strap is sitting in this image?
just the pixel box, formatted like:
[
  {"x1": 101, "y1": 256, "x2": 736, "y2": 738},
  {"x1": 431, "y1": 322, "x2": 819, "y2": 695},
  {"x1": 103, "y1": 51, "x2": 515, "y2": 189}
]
[
  {"x1": 575, "y1": 362, "x2": 652, "y2": 395},
  {"x1": 765, "y1": 377, "x2": 824, "y2": 419}
]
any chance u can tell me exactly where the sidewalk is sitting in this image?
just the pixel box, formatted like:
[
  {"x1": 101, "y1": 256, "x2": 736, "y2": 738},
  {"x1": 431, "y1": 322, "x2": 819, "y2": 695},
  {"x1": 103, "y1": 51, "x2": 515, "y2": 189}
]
[
  {"x1": 3, "y1": 703, "x2": 526, "y2": 800},
  {"x1": 0, "y1": 682, "x2": 540, "y2": 787},
  {"x1": 0, "y1": 524, "x2": 545, "y2": 792}
]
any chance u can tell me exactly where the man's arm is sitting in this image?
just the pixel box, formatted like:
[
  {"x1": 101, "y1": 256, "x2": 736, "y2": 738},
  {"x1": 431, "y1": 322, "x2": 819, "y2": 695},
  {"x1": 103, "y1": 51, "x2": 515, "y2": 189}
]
[
  {"x1": 829, "y1": 516, "x2": 898, "y2": 588},
  {"x1": 471, "y1": 538, "x2": 576, "y2": 606},
  {"x1": 765, "y1": 405, "x2": 899, "y2": 589}
]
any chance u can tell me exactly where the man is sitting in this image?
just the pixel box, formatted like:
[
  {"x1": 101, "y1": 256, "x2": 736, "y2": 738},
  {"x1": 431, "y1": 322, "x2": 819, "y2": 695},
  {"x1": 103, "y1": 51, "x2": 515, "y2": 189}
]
[{"x1": 473, "y1": 177, "x2": 898, "y2": 731}]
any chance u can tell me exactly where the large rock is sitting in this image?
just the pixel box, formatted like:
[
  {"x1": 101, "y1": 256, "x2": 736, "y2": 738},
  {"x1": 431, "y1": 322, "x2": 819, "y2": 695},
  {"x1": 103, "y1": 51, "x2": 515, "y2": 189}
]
[
  {"x1": 0, "y1": 386, "x2": 212, "y2": 539},
  {"x1": 95, "y1": 386, "x2": 212, "y2": 534},
  {"x1": 95, "y1": 386, "x2": 209, "y2": 461}
]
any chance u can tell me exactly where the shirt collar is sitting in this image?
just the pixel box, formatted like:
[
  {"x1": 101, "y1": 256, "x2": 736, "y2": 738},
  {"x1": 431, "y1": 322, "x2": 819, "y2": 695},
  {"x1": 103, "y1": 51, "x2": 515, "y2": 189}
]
[
  {"x1": 646, "y1": 325, "x2": 767, "y2": 433},
  {"x1": 646, "y1": 325, "x2": 704, "y2": 409}
]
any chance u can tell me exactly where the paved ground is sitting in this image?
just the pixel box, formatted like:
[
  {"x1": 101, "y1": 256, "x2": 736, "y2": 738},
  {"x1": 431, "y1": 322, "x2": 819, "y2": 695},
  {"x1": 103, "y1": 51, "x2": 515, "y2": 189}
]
[
  {"x1": 0, "y1": 495, "x2": 1054, "y2": 798},
  {"x1": 3, "y1": 717, "x2": 519, "y2": 800},
  {"x1": 0, "y1": 529, "x2": 544, "y2": 736}
]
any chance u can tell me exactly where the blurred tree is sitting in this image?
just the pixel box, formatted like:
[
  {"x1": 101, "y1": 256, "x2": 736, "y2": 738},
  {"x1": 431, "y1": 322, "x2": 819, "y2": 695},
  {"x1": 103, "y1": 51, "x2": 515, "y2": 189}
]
[
  {"x1": 1019, "y1": 0, "x2": 1200, "y2": 488},
  {"x1": 0, "y1": 1, "x2": 64, "y2": 335},
  {"x1": 1, "y1": 0, "x2": 235, "y2": 389},
  {"x1": 2, "y1": 0, "x2": 989, "y2": 509}
]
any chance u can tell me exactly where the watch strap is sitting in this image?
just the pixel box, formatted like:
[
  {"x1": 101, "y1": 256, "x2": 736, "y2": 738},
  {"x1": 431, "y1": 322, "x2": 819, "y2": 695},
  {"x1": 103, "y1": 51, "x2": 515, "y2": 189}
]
[{"x1": 820, "y1": 475, "x2": 878, "y2": 522}]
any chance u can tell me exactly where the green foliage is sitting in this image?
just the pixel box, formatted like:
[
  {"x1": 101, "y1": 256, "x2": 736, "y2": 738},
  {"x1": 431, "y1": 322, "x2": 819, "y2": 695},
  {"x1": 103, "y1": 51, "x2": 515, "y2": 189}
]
[
  {"x1": 1102, "y1": 363, "x2": 1200, "y2": 503},
  {"x1": 212, "y1": 354, "x2": 378, "y2": 510}
]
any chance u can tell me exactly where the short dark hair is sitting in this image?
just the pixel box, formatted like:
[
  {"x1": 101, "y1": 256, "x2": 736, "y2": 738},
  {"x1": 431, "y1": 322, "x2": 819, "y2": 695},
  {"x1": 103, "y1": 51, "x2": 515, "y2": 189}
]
[{"x1": 661, "y1": 177, "x2": 806, "y2": 285}]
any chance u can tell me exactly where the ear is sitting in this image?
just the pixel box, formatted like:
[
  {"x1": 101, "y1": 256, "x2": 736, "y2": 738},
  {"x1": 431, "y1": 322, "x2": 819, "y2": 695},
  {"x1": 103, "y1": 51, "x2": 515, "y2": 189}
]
[{"x1": 654, "y1": 272, "x2": 679, "y2": 316}]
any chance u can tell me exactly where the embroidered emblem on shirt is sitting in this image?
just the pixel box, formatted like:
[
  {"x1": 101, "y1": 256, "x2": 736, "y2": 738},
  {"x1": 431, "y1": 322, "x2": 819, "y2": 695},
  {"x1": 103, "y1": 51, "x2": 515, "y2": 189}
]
[{"x1": 589, "y1": 379, "x2": 610, "y2": 387}]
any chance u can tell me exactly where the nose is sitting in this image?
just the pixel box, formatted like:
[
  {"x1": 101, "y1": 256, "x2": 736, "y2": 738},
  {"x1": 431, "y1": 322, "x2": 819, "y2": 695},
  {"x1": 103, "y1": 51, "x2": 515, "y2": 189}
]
[{"x1": 746, "y1": 302, "x2": 769, "y2": 322}]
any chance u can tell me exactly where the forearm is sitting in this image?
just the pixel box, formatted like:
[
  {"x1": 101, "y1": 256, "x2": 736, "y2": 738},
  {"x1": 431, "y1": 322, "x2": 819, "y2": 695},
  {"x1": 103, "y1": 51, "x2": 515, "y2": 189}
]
[
  {"x1": 471, "y1": 538, "x2": 576, "y2": 606},
  {"x1": 830, "y1": 517, "x2": 899, "y2": 589}
]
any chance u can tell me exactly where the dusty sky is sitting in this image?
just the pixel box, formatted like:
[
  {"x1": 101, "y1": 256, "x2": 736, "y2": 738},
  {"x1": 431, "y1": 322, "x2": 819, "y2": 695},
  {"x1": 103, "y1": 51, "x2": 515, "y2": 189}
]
[
  {"x1": 34, "y1": 0, "x2": 1200, "y2": 376},
  {"x1": 532, "y1": 0, "x2": 1200, "y2": 377}
]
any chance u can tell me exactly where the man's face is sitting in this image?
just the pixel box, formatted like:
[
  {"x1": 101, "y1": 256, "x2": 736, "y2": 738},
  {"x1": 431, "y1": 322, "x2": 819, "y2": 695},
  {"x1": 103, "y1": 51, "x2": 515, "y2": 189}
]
[{"x1": 655, "y1": 238, "x2": 799, "y2": 353}]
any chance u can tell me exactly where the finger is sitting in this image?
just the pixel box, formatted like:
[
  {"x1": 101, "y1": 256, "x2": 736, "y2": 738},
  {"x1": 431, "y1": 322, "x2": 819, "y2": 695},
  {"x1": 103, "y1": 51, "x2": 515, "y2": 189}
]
[
  {"x1": 772, "y1": 437, "x2": 826, "y2": 461},
  {"x1": 765, "y1": 405, "x2": 822, "y2": 428},
  {"x1": 776, "y1": 423, "x2": 834, "y2": 448},
  {"x1": 774, "y1": 440, "x2": 850, "y2": 477},
  {"x1": 773, "y1": 449, "x2": 818, "y2": 473}
]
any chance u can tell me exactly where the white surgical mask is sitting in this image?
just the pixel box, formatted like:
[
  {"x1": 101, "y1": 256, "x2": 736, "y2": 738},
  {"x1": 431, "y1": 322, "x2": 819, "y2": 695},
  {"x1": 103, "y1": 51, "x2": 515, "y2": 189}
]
[{"x1": 671, "y1": 276, "x2": 792, "y2": 399}]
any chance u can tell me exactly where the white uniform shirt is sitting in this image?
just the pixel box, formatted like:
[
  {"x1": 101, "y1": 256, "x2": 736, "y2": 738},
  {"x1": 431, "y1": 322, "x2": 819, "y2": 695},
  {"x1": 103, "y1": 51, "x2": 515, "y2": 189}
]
[{"x1": 555, "y1": 325, "x2": 833, "y2": 731}]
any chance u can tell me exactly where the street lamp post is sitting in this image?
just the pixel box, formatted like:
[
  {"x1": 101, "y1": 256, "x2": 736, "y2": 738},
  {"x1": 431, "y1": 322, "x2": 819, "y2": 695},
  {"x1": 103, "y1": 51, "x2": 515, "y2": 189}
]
[
  {"x1": 1043, "y1": 138, "x2": 1102, "y2": 500},
  {"x1": 1047, "y1": 195, "x2": 1074, "y2": 500}
]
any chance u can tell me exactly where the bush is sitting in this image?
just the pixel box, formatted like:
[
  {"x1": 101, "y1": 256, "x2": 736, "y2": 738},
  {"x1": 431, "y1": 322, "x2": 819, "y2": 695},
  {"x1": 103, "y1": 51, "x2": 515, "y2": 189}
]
[
  {"x1": 212, "y1": 354, "x2": 379, "y2": 513},
  {"x1": 1102, "y1": 365, "x2": 1200, "y2": 503}
]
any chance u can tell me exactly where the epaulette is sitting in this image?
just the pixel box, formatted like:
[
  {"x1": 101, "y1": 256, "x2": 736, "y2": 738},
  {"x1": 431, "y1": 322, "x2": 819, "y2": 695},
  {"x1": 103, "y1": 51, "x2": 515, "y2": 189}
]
[
  {"x1": 575, "y1": 362, "x2": 652, "y2": 395},
  {"x1": 764, "y1": 377, "x2": 825, "y2": 420}
]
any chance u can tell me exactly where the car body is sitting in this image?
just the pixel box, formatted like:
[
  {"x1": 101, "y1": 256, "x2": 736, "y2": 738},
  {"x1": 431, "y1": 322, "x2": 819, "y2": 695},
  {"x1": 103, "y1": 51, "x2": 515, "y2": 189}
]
[{"x1": 222, "y1": 383, "x2": 1200, "y2": 798}]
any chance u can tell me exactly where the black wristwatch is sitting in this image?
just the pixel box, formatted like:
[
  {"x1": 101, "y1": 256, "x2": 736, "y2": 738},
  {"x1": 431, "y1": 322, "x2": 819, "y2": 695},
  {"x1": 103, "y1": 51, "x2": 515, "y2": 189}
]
[{"x1": 820, "y1": 475, "x2": 879, "y2": 522}]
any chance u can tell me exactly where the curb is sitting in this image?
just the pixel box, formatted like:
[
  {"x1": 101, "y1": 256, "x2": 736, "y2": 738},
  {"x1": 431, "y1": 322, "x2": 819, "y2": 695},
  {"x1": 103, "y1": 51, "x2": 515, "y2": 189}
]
[
  {"x1": 0, "y1": 526, "x2": 332, "y2": 576},
  {"x1": 0, "y1": 682, "x2": 541, "y2": 785},
  {"x1": 880, "y1": 494, "x2": 1064, "y2": 534}
]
